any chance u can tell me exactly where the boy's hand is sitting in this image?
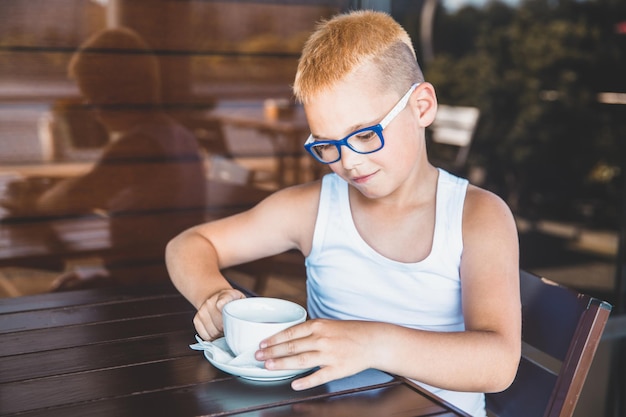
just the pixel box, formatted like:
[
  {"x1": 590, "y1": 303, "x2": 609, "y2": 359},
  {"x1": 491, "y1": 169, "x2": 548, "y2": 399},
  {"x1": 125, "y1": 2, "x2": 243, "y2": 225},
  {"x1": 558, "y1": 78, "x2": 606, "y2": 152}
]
[
  {"x1": 193, "y1": 288, "x2": 245, "y2": 340},
  {"x1": 255, "y1": 319, "x2": 375, "y2": 390}
]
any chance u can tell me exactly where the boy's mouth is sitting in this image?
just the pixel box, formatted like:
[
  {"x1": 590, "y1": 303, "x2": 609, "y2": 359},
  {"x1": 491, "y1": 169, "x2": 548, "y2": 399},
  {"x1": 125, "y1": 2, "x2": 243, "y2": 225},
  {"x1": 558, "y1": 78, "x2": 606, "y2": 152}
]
[{"x1": 351, "y1": 171, "x2": 378, "y2": 184}]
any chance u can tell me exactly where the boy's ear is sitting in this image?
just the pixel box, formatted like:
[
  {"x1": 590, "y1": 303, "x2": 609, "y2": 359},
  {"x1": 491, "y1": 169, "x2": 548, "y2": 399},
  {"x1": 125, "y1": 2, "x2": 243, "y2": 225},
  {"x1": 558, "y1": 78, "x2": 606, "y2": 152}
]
[{"x1": 410, "y1": 82, "x2": 437, "y2": 127}]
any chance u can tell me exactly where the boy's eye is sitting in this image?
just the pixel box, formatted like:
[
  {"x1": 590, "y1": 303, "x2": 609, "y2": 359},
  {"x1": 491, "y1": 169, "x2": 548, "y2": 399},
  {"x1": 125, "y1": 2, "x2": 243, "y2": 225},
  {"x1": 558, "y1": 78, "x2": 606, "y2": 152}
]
[
  {"x1": 314, "y1": 143, "x2": 335, "y2": 151},
  {"x1": 354, "y1": 130, "x2": 377, "y2": 141},
  {"x1": 312, "y1": 143, "x2": 335, "y2": 157}
]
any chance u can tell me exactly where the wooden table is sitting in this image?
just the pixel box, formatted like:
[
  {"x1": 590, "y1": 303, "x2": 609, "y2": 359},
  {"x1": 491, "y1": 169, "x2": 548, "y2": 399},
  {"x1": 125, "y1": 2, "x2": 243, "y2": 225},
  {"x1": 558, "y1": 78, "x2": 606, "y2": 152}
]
[{"x1": 0, "y1": 283, "x2": 470, "y2": 416}]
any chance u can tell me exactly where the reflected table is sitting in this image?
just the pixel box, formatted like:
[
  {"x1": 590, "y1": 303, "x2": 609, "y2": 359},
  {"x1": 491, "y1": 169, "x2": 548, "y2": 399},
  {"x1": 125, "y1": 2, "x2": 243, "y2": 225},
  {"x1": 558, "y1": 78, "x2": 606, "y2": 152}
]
[
  {"x1": 0, "y1": 283, "x2": 470, "y2": 416},
  {"x1": 0, "y1": 179, "x2": 271, "y2": 268},
  {"x1": 211, "y1": 104, "x2": 319, "y2": 187}
]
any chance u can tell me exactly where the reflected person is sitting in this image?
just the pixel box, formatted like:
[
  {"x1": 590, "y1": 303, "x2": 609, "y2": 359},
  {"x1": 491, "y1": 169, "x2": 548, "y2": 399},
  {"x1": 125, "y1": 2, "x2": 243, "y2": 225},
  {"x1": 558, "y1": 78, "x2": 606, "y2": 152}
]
[{"x1": 37, "y1": 27, "x2": 206, "y2": 290}]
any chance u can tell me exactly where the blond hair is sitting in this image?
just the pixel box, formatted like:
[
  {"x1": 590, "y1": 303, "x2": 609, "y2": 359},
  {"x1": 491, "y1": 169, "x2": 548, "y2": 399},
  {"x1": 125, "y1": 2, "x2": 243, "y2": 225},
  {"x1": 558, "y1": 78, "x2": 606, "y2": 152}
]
[{"x1": 293, "y1": 10, "x2": 423, "y2": 103}]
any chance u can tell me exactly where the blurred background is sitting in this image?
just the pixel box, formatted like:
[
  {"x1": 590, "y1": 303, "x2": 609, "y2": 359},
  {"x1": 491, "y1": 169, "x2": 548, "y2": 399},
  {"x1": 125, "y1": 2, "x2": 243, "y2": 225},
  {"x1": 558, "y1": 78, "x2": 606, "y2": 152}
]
[{"x1": 0, "y1": 0, "x2": 623, "y2": 415}]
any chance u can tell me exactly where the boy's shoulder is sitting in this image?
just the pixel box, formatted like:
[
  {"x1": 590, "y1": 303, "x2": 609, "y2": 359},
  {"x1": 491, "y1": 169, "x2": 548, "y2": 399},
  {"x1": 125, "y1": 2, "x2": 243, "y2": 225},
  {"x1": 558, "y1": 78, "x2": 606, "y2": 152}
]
[
  {"x1": 463, "y1": 184, "x2": 516, "y2": 232},
  {"x1": 254, "y1": 180, "x2": 322, "y2": 253},
  {"x1": 465, "y1": 184, "x2": 509, "y2": 211},
  {"x1": 262, "y1": 180, "x2": 323, "y2": 213}
]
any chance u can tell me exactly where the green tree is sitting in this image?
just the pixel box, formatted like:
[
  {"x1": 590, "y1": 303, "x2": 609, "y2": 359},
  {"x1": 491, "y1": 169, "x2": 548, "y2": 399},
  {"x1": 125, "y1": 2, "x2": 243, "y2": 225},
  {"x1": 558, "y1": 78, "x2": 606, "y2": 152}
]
[{"x1": 426, "y1": 0, "x2": 626, "y2": 226}]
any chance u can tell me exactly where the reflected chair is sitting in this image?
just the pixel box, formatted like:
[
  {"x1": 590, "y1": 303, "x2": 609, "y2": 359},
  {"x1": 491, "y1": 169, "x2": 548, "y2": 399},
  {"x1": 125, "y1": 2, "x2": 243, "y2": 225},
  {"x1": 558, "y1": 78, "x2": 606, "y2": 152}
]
[
  {"x1": 174, "y1": 112, "x2": 232, "y2": 158},
  {"x1": 426, "y1": 104, "x2": 480, "y2": 176},
  {"x1": 486, "y1": 270, "x2": 612, "y2": 417},
  {"x1": 39, "y1": 97, "x2": 109, "y2": 162}
]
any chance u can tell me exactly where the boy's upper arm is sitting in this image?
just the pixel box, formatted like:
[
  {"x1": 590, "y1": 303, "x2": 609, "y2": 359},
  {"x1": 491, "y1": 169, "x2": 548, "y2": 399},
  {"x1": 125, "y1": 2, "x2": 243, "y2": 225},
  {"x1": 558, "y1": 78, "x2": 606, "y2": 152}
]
[
  {"x1": 460, "y1": 186, "x2": 521, "y2": 339},
  {"x1": 188, "y1": 181, "x2": 321, "y2": 269}
]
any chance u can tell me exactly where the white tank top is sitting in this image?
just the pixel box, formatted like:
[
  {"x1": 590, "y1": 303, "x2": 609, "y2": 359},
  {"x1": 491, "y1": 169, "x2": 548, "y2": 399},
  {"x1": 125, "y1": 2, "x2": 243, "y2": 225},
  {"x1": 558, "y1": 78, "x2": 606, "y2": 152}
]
[{"x1": 306, "y1": 169, "x2": 485, "y2": 417}]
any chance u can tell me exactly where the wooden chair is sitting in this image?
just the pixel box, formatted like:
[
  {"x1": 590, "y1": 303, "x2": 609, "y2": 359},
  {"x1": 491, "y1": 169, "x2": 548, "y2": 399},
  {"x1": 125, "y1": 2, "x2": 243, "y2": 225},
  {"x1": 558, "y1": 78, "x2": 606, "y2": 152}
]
[
  {"x1": 39, "y1": 97, "x2": 109, "y2": 162},
  {"x1": 486, "y1": 270, "x2": 612, "y2": 417},
  {"x1": 427, "y1": 104, "x2": 480, "y2": 175}
]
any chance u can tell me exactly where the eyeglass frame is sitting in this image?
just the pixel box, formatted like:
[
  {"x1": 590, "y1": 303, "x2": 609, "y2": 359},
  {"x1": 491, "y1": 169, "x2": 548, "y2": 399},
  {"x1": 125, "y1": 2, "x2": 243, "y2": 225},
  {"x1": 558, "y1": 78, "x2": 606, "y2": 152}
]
[{"x1": 303, "y1": 82, "x2": 420, "y2": 164}]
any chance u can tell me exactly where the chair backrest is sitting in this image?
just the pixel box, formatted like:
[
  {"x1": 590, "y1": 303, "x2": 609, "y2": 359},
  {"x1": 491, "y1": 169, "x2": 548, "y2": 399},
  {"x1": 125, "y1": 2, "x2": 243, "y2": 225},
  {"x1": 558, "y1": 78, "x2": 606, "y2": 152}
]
[
  {"x1": 486, "y1": 270, "x2": 612, "y2": 417},
  {"x1": 206, "y1": 154, "x2": 252, "y2": 185},
  {"x1": 427, "y1": 105, "x2": 480, "y2": 173},
  {"x1": 39, "y1": 98, "x2": 109, "y2": 162}
]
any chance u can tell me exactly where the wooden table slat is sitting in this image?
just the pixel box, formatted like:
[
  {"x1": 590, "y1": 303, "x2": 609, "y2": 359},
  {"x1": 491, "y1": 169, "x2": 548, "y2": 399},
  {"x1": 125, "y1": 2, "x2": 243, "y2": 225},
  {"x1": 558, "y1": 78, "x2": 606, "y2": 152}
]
[
  {"x1": 0, "y1": 365, "x2": 402, "y2": 417},
  {"x1": 0, "y1": 293, "x2": 191, "y2": 334},
  {"x1": 0, "y1": 329, "x2": 195, "y2": 384},
  {"x1": 0, "y1": 311, "x2": 194, "y2": 356},
  {"x1": 0, "y1": 283, "x2": 179, "y2": 314},
  {"x1": 225, "y1": 384, "x2": 451, "y2": 417},
  {"x1": 0, "y1": 355, "x2": 216, "y2": 415}
]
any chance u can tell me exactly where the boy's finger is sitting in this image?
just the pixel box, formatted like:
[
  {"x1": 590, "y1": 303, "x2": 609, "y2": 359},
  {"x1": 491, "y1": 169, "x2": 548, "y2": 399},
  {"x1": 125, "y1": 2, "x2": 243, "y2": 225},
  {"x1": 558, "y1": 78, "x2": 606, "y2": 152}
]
[
  {"x1": 260, "y1": 321, "x2": 309, "y2": 348},
  {"x1": 216, "y1": 289, "x2": 245, "y2": 311}
]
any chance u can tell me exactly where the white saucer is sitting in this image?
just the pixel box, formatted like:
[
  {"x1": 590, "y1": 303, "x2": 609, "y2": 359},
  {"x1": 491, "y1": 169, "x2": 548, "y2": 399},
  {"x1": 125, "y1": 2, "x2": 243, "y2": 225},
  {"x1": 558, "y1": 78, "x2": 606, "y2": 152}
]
[{"x1": 203, "y1": 337, "x2": 311, "y2": 381}]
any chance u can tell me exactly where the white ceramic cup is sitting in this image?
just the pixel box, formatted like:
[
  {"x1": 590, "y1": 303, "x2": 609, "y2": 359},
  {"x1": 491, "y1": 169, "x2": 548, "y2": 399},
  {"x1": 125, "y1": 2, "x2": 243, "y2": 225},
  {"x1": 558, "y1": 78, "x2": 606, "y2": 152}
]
[{"x1": 222, "y1": 297, "x2": 307, "y2": 356}]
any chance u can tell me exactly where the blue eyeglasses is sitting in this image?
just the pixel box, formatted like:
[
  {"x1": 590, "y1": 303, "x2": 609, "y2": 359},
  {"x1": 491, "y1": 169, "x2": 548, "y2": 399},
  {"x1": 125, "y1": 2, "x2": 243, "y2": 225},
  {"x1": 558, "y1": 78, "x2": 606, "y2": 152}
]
[{"x1": 304, "y1": 83, "x2": 419, "y2": 164}]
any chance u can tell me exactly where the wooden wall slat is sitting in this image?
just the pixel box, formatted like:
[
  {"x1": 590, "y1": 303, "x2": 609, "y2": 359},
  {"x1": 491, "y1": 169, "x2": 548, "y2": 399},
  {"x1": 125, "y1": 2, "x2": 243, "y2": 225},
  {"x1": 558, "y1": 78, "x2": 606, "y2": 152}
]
[{"x1": 0, "y1": 1, "x2": 343, "y2": 50}]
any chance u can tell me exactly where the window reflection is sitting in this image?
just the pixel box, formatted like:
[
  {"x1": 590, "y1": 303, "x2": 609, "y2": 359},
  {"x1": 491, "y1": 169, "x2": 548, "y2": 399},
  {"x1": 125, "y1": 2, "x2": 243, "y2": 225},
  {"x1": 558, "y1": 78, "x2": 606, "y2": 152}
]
[
  {"x1": 20, "y1": 28, "x2": 205, "y2": 290},
  {"x1": 0, "y1": 0, "x2": 349, "y2": 296},
  {"x1": 53, "y1": 28, "x2": 204, "y2": 285}
]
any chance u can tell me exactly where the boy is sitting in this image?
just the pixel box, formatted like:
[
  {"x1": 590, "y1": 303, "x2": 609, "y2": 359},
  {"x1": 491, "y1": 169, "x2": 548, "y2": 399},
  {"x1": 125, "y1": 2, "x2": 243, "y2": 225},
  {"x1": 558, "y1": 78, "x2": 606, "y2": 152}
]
[{"x1": 166, "y1": 10, "x2": 520, "y2": 416}]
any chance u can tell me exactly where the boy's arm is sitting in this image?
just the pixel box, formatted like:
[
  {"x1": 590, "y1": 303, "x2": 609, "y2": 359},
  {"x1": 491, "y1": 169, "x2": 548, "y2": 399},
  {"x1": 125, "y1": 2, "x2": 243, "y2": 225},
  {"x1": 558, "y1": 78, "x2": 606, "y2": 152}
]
[
  {"x1": 165, "y1": 182, "x2": 320, "y2": 339},
  {"x1": 165, "y1": 224, "x2": 240, "y2": 340},
  {"x1": 375, "y1": 187, "x2": 520, "y2": 392}
]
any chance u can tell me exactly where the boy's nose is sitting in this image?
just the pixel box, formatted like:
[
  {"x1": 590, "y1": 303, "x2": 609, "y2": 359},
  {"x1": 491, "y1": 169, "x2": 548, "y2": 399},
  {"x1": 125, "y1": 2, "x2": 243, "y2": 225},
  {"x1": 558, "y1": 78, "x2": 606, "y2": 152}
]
[{"x1": 339, "y1": 146, "x2": 364, "y2": 170}]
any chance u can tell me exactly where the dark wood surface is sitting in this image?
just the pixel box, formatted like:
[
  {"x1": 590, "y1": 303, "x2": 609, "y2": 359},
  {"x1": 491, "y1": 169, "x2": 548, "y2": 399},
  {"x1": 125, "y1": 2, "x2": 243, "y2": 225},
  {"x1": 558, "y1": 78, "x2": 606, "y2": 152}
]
[{"x1": 0, "y1": 283, "x2": 469, "y2": 417}]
